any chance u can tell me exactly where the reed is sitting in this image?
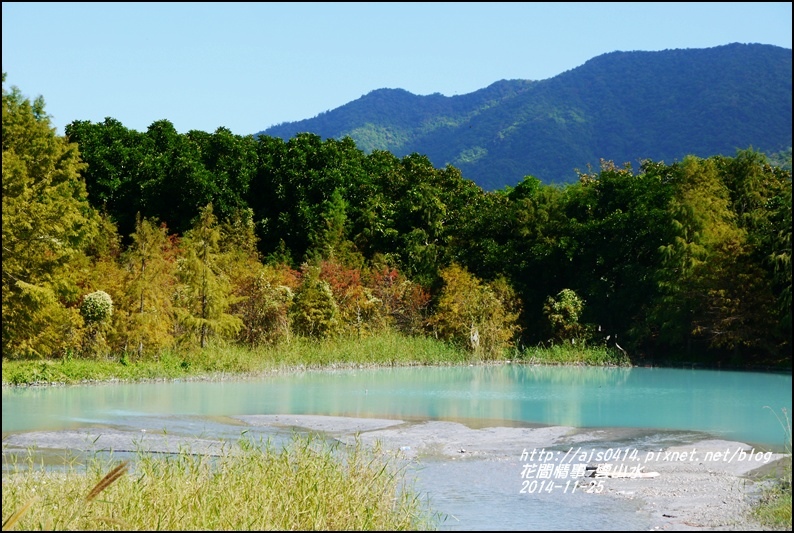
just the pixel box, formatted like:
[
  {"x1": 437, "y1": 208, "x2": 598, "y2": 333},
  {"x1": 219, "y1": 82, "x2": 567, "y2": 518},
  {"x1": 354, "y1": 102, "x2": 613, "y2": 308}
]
[
  {"x1": 2, "y1": 434, "x2": 435, "y2": 531},
  {"x1": 517, "y1": 342, "x2": 631, "y2": 366},
  {"x1": 2, "y1": 331, "x2": 470, "y2": 386}
]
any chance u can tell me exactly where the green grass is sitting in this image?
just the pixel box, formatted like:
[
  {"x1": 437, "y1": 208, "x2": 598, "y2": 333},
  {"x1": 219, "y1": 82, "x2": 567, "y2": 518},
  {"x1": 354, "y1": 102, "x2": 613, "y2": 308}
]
[
  {"x1": 752, "y1": 407, "x2": 792, "y2": 530},
  {"x1": 515, "y1": 341, "x2": 632, "y2": 366},
  {"x1": 754, "y1": 473, "x2": 792, "y2": 530},
  {"x1": 2, "y1": 331, "x2": 470, "y2": 386},
  {"x1": 2, "y1": 434, "x2": 435, "y2": 531},
  {"x1": 2, "y1": 332, "x2": 638, "y2": 388}
]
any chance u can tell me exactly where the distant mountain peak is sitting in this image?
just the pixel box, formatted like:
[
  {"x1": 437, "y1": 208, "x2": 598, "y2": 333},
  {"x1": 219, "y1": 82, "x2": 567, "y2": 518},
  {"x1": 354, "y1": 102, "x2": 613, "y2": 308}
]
[{"x1": 258, "y1": 44, "x2": 792, "y2": 190}]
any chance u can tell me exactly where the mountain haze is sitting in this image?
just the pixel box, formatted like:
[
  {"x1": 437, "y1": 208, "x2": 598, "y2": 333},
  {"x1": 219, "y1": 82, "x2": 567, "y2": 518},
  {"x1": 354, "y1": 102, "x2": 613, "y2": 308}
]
[{"x1": 259, "y1": 43, "x2": 792, "y2": 190}]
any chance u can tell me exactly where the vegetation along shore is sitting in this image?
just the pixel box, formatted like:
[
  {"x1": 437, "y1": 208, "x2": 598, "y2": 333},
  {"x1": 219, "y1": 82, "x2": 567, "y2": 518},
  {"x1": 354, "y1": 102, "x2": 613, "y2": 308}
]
[{"x1": 2, "y1": 68, "x2": 790, "y2": 529}]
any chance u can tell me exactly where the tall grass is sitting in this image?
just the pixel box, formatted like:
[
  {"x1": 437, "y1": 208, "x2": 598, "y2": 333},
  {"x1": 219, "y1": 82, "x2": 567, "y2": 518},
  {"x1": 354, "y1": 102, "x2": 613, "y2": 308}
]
[
  {"x1": 516, "y1": 342, "x2": 631, "y2": 366},
  {"x1": 2, "y1": 331, "x2": 469, "y2": 386},
  {"x1": 752, "y1": 407, "x2": 792, "y2": 530},
  {"x1": 2, "y1": 433, "x2": 435, "y2": 531},
  {"x1": 2, "y1": 331, "x2": 639, "y2": 388}
]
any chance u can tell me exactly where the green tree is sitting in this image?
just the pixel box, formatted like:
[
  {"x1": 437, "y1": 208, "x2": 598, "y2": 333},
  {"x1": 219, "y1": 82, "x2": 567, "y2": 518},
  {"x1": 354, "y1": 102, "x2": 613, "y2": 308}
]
[
  {"x1": 717, "y1": 149, "x2": 792, "y2": 356},
  {"x1": 65, "y1": 117, "x2": 144, "y2": 239},
  {"x1": 250, "y1": 134, "x2": 368, "y2": 264},
  {"x1": 543, "y1": 288, "x2": 586, "y2": 344},
  {"x1": 308, "y1": 188, "x2": 364, "y2": 267},
  {"x1": 653, "y1": 156, "x2": 752, "y2": 357},
  {"x1": 769, "y1": 181, "x2": 792, "y2": 349},
  {"x1": 187, "y1": 127, "x2": 258, "y2": 221},
  {"x1": 497, "y1": 176, "x2": 569, "y2": 344},
  {"x1": 174, "y1": 204, "x2": 242, "y2": 348},
  {"x1": 2, "y1": 75, "x2": 100, "y2": 358},
  {"x1": 562, "y1": 160, "x2": 676, "y2": 350}
]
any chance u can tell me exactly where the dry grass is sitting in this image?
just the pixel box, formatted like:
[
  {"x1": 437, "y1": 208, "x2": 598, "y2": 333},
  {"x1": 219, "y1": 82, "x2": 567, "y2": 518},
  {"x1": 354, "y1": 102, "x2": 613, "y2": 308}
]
[{"x1": 2, "y1": 434, "x2": 435, "y2": 531}]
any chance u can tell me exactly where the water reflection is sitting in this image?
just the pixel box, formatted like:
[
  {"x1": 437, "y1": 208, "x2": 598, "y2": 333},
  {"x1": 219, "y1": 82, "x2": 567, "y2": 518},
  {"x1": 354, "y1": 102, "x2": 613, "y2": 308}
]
[{"x1": 3, "y1": 366, "x2": 791, "y2": 448}]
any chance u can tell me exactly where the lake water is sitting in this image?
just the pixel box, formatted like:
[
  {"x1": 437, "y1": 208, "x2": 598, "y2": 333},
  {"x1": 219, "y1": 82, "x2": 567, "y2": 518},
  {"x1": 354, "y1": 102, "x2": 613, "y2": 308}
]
[{"x1": 2, "y1": 365, "x2": 791, "y2": 530}]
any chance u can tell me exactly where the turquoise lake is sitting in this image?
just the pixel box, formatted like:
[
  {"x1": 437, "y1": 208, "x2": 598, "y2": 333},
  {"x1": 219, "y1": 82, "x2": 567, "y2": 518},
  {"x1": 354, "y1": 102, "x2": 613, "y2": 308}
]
[
  {"x1": 2, "y1": 365, "x2": 791, "y2": 530},
  {"x1": 2, "y1": 365, "x2": 791, "y2": 448}
]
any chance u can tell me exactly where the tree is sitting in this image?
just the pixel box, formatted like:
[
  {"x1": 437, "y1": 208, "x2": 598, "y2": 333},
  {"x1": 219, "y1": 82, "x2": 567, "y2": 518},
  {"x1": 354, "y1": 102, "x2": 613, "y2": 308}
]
[
  {"x1": 2, "y1": 75, "x2": 100, "y2": 357},
  {"x1": 231, "y1": 263, "x2": 297, "y2": 347},
  {"x1": 717, "y1": 149, "x2": 791, "y2": 356},
  {"x1": 117, "y1": 214, "x2": 178, "y2": 358},
  {"x1": 364, "y1": 259, "x2": 430, "y2": 336},
  {"x1": 187, "y1": 127, "x2": 258, "y2": 222},
  {"x1": 65, "y1": 117, "x2": 144, "y2": 239},
  {"x1": 308, "y1": 188, "x2": 364, "y2": 267},
  {"x1": 429, "y1": 263, "x2": 520, "y2": 359},
  {"x1": 543, "y1": 288, "x2": 586, "y2": 344},
  {"x1": 79, "y1": 290, "x2": 114, "y2": 357},
  {"x1": 291, "y1": 263, "x2": 341, "y2": 339},
  {"x1": 249, "y1": 133, "x2": 368, "y2": 264},
  {"x1": 652, "y1": 156, "x2": 752, "y2": 357},
  {"x1": 318, "y1": 258, "x2": 382, "y2": 337},
  {"x1": 562, "y1": 160, "x2": 676, "y2": 350},
  {"x1": 496, "y1": 176, "x2": 569, "y2": 344},
  {"x1": 174, "y1": 203, "x2": 242, "y2": 348}
]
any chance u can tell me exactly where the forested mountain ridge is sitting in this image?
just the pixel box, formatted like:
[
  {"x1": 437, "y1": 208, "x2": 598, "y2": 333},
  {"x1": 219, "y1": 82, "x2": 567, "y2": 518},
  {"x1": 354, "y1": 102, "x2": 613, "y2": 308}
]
[{"x1": 259, "y1": 43, "x2": 792, "y2": 190}]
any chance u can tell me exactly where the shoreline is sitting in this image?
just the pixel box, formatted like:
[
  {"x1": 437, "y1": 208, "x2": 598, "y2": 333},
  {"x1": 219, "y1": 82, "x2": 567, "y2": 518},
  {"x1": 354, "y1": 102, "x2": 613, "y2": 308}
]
[
  {"x1": 3, "y1": 358, "x2": 791, "y2": 391},
  {"x1": 3, "y1": 414, "x2": 788, "y2": 531}
]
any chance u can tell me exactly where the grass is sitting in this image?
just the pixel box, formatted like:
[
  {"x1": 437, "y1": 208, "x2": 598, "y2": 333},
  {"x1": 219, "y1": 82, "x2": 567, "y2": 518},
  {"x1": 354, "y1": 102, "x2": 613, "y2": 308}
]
[
  {"x1": 751, "y1": 407, "x2": 792, "y2": 530},
  {"x1": 2, "y1": 331, "x2": 470, "y2": 386},
  {"x1": 516, "y1": 341, "x2": 632, "y2": 366},
  {"x1": 2, "y1": 332, "x2": 635, "y2": 387},
  {"x1": 2, "y1": 433, "x2": 435, "y2": 531}
]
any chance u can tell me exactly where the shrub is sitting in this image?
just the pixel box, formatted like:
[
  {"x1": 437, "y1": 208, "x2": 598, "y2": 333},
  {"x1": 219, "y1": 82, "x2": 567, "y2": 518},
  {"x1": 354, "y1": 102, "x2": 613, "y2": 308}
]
[
  {"x1": 429, "y1": 263, "x2": 520, "y2": 359},
  {"x1": 543, "y1": 288, "x2": 586, "y2": 344},
  {"x1": 80, "y1": 290, "x2": 113, "y2": 324}
]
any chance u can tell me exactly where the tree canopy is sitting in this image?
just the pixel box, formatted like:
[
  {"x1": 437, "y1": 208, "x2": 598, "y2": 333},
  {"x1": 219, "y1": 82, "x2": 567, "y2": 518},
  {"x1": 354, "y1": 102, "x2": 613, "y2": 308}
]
[{"x1": 3, "y1": 75, "x2": 790, "y2": 368}]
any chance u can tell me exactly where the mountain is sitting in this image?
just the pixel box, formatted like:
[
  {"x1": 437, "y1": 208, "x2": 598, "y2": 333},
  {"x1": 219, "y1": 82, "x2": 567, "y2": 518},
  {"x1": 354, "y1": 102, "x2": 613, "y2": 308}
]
[{"x1": 258, "y1": 43, "x2": 793, "y2": 190}]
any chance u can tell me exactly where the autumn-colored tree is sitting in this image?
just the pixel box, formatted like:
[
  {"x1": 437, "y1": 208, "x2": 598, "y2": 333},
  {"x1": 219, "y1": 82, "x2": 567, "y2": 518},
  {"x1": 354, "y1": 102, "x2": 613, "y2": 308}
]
[
  {"x1": 174, "y1": 204, "x2": 243, "y2": 348},
  {"x1": 318, "y1": 258, "x2": 383, "y2": 337},
  {"x1": 291, "y1": 263, "x2": 341, "y2": 339},
  {"x1": 2, "y1": 75, "x2": 100, "y2": 358},
  {"x1": 114, "y1": 214, "x2": 178, "y2": 358},
  {"x1": 231, "y1": 262, "x2": 298, "y2": 347},
  {"x1": 364, "y1": 260, "x2": 430, "y2": 336},
  {"x1": 429, "y1": 263, "x2": 520, "y2": 359}
]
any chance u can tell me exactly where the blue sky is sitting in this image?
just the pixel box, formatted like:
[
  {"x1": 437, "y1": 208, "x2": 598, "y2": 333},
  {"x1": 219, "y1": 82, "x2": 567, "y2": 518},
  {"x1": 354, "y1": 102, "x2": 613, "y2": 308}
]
[{"x1": 3, "y1": 2, "x2": 791, "y2": 137}]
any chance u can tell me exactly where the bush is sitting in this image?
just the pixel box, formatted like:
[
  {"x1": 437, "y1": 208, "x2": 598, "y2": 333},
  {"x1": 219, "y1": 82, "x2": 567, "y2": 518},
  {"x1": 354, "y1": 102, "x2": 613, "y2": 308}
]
[
  {"x1": 80, "y1": 290, "x2": 113, "y2": 324},
  {"x1": 543, "y1": 288, "x2": 587, "y2": 344},
  {"x1": 429, "y1": 263, "x2": 520, "y2": 359}
]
